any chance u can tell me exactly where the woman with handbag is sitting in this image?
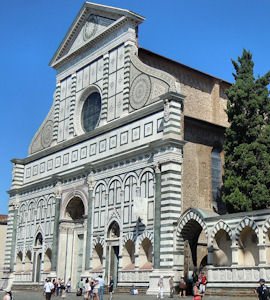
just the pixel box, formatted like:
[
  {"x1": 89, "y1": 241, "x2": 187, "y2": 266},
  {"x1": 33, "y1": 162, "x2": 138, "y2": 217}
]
[
  {"x1": 193, "y1": 281, "x2": 203, "y2": 300},
  {"x1": 179, "y1": 275, "x2": 187, "y2": 297}
]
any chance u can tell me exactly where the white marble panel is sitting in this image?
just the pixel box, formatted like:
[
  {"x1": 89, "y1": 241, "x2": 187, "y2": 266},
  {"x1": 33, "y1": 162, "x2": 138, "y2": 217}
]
[
  {"x1": 116, "y1": 68, "x2": 124, "y2": 94},
  {"x1": 76, "y1": 69, "x2": 83, "y2": 91},
  {"x1": 108, "y1": 72, "x2": 116, "y2": 98},
  {"x1": 107, "y1": 96, "x2": 115, "y2": 121},
  {"x1": 90, "y1": 61, "x2": 97, "y2": 84},
  {"x1": 100, "y1": 210, "x2": 105, "y2": 227},
  {"x1": 148, "y1": 201, "x2": 154, "y2": 220},
  {"x1": 57, "y1": 120, "x2": 64, "y2": 142},
  {"x1": 94, "y1": 212, "x2": 99, "y2": 228},
  {"x1": 63, "y1": 119, "x2": 69, "y2": 141},
  {"x1": 59, "y1": 100, "x2": 66, "y2": 121},
  {"x1": 83, "y1": 65, "x2": 90, "y2": 88},
  {"x1": 65, "y1": 98, "x2": 70, "y2": 119},
  {"x1": 124, "y1": 206, "x2": 129, "y2": 224},
  {"x1": 109, "y1": 48, "x2": 117, "y2": 74},
  {"x1": 97, "y1": 57, "x2": 103, "y2": 81},
  {"x1": 117, "y1": 45, "x2": 124, "y2": 69},
  {"x1": 66, "y1": 76, "x2": 72, "y2": 98},
  {"x1": 60, "y1": 79, "x2": 67, "y2": 100},
  {"x1": 115, "y1": 93, "x2": 123, "y2": 119}
]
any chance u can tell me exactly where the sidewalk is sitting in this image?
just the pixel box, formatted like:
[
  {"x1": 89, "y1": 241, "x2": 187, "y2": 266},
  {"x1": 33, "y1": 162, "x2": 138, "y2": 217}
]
[{"x1": 0, "y1": 290, "x2": 257, "y2": 300}]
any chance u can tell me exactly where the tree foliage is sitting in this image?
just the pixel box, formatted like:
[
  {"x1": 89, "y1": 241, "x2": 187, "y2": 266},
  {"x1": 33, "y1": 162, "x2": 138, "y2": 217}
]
[{"x1": 222, "y1": 49, "x2": 270, "y2": 212}]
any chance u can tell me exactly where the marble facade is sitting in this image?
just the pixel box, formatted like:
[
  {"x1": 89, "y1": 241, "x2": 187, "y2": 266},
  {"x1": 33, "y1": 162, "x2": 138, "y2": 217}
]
[{"x1": 4, "y1": 2, "x2": 270, "y2": 296}]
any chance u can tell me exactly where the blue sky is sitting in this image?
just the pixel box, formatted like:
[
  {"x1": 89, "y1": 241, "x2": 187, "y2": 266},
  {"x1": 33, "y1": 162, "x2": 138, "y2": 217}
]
[{"x1": 1, "y1": 0, "x2": 270, "y2": 214}]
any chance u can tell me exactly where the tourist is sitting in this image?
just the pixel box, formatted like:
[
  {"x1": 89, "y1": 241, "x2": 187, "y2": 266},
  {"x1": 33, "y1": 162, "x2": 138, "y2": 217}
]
[
  {"x1": 52, "y1": 279, "x2": 57, "y2": 295},
  {"x1": 193, "y1": 281, "x2": 202, "y2": 300},
  {"x1": 67, "y1": 277, "x2": 71, "y2": 293},
  {"x1": 84, "y1": 278, "x2": 91, "y2": 300},
  {"x1": 56, "y1": 278, "x2": 61, "y2": 296},
  {"x1": 192, "y1": 271, "x2": 198, "y2": 287},
  {"x1": 179, "y1": 275, "x2": 187, "y2": 298},
  {"x1": 60, "y1": 279, "x2": 65, "y2": 296},
  {"x1": 169, "y1": 276, "x2": 174, "y2": 298},
  {"x1": 108, "y1": 275, "x2": 114, "y2": 300},
  {"x1": 157, "y1": 275, "x2": 164, "y2": 299},
  {"x1": 93, "y1": 277, "x2": 100, "y2": 300},
  {"x1": 198, "y1": 271, "x2": 207, "y2": 298},
  {"x1": 61, "y1": 285, "x2": 67, "y2": 298},
  {"x1": 97, "y1": 275, "x2": 104, "y2": 300},
  {"x1": 44, "y1": 278, "x2": 54, "y2": 300},
  {"x1": 2, "y1": 290, "x2": 12, "y2": 300},
  {"x1": 78, "y1": 278, "x2": 83, "y2": 296},
  {"x1": 254, "y1": 278, "x2": 270, "y2": 300}
]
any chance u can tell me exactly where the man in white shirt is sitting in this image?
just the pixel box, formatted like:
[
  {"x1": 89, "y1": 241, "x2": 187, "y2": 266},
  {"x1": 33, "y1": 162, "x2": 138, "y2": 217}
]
[
  {"x1": 97, "y1": 275, "x2": 105, "y2": 300},
  {"x1": 44, "y1": 278, "x2": 54, "y2": 300}
]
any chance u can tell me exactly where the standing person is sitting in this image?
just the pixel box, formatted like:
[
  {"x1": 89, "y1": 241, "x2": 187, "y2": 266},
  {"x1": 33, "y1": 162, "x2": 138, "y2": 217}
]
[
  {"x1": 67, "y1": 278, "x2": 71, "y2": 293},
  {"x1": 56, "y1": 278, "x2": 61, "y2": 296},
  {"x1": 93, "y1": 278, "x2": 100, "y2": 300},
  {"x1": 108, "y1": 276, "x2": 114, "y2": 300},
  {"x1": 169, "y1": 276, "x2": 174, "y2": 298},
  {"x1": 97, "y1": 275, "x2": 104, "y2": 300},
  {"x1": 83, "y1": 278, "x2": 91, "y2": 300},
  {"x1": 193, "y1": 281, "x2": 202, "y2": 300},
  {"x1": 78, "y1": 278, "x2": 83, "y2": 296},
  {"x1": 198, "y1": 271, "x2": 207, "y2": 298},
  {"x1": 44, "y1": 278, "x2": 54, "y2": 300},
  {"x1": 179, "y1": 275, "x2": 187, "y2": 298},
  {"x1": 254, "y1": 278, "x2": 270, "y2": 300},
  {"x1": 60, "y1": 279, "x2": 65, "y2": 297},
  {"x1": 52, "y1": 279, "x2": 57, "y2": 296},
  {"x1": 157, "y1": 275, "x2": 164, "y2": 299},
  {"x1": 2, "y1": 290, "x2": 12, "y2": 300}
]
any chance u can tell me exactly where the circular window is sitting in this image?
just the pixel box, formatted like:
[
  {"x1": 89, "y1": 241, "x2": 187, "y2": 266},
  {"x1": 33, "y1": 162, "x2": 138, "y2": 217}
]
[{"x1": 81, "y1": 92, "x2": 101, "y2": 132}]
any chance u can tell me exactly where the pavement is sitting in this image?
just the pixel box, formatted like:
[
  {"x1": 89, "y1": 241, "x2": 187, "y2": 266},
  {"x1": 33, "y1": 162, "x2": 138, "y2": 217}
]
[{"x1": 0, "y1": 291, "x2": 257, "y2": 300}]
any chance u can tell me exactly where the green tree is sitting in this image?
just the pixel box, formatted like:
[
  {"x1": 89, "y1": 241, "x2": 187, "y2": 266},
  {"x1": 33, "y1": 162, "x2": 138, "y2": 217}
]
[{"x1": 222, "y1": 49, "x2": 270, "y2": 212}]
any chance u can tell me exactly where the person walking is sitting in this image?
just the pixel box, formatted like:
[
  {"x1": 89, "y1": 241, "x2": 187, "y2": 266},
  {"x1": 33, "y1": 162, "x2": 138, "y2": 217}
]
[
  {"x1": 93, "y1": 277, "x2": 100, "y2": 300},
  {"x1": 108, "y1": 275, "x2": 114, "y2": 300},
  {"x1": 169, "y1": 276, "x2": 174, "y2": 298},
  {"x1": 254, "y1": 278, "x2": 270, "y2": 300},
  {"x1": 67, "y1": 278, "x2": 71, "y2": 293},
  {"x1": 44, "y1": 278, "x2": 54, "y2": 300},
  {"x1": 157, "y1": 275, "x2": 164, "y2": 299},
  {"x1": 179, "y1": 275, "x2": 187, "y2": 298}
]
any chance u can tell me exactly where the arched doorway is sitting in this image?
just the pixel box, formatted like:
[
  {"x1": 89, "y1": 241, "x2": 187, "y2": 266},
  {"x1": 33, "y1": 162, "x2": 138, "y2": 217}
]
[
  {"x1": 58, "y1": 196, "x2": 86, "y2": 290},
  {"x1": 176, "y1": 209, "x2": 209, "y2": 291},
  {"x1": 106, "y1": 221, "x2": 120, "y2": 288},
  {"x1": 33, "y1": 232, "x2": 43, "y2": 282}
]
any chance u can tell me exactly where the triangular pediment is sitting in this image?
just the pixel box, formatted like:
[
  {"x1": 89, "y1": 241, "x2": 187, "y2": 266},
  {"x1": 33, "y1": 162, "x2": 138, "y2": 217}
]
[{"x1": 49, "y1": 2, "x2": 145, "y2": 69}]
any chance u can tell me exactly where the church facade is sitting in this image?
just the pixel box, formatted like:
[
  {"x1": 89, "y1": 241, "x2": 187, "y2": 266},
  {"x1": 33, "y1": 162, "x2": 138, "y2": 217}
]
[{"x1": 4, "y1": 2, "x2": 270, "y2": 295}]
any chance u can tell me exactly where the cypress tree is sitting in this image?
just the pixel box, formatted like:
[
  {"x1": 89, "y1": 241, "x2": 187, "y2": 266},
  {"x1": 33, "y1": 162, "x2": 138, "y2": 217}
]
[{"x1": 222, "y1": 49, "x2": 270, "y2": 212}]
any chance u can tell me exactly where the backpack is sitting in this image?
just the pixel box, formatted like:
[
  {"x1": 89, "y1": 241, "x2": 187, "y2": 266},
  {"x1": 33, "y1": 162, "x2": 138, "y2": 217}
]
[{"x1": 261, "y1": 285, "x2": 270, "y2": 300}]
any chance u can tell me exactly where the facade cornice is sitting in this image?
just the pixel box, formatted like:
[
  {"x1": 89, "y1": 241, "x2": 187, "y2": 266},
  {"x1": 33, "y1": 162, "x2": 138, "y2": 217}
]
[{"x1": 7, "y1": 136, "x2": 185, "y2": 195}]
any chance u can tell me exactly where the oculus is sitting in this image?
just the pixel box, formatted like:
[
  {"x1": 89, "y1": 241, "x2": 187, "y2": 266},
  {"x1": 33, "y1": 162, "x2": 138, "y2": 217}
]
[{"x1": 81, "y1": 92, "x2": 101, "y2": 132}]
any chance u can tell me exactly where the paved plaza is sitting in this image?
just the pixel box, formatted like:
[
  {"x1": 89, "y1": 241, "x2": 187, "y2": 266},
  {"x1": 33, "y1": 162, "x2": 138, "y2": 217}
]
[{"x1": 0, "y1": 291, "x2": 257, "y2": 300}]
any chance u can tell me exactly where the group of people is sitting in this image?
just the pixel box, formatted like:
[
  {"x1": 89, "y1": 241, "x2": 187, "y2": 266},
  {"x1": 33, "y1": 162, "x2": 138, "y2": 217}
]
[
  {"x1": 79, "y1": 275, "x2": 114, "y2": 300},
  {"x1": 156, "y1": 271, "x2": 207, "y2": 299},
  {"x1": 43, "y1": 277, "x2": 72, "y2": 299}
]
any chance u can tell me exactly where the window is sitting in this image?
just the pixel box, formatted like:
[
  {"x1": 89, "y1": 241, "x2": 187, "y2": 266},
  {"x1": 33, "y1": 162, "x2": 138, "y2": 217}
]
[{"x1": 81, "y1": 92, "x2": 101, "y2": 132}]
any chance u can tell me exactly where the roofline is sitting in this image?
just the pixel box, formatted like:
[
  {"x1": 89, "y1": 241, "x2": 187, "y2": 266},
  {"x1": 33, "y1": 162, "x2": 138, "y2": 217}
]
[
  {"x1": 49, "y1": 2, "x2": 145, "y2": 67},
  {"x1": 138, "y1": 47, "x2": 232, "y2": 86}
]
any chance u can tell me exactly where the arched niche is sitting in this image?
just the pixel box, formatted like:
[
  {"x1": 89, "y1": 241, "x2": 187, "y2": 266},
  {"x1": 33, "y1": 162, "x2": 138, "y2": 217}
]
[
  {"x1": 43, "y1": 248, "x2": 52, "y2": 272},
  {"x1": 238, "y1": 226, "x2": 259, "y2": 266},
  {"x1": 122, "y1": 240, "x2": 135, "y2": 270},
  {"x1": 35, "y1": 232, "x2": 43, "y2": 247},
  {"x1": 92, "y1": 243, "x2": 103, "y2": 270},
  {"x1": 138, "y1": 238, "x2": 153, "y2": 269},
  {"x1": 213, "y1": 229, "x2": 232, "y2": 267},
  {"x1": 65, "y1": 197, "x2": 85, "y2": 221},
  {"x1": 25, "y1": 250, "x2": 32, "y2": 273},
  {"x1": 107, "y1": 221, "x2": 120, "y2": 239},
  {"x1": 15, "y1": 251, "x2": 23, "y2": 273}
]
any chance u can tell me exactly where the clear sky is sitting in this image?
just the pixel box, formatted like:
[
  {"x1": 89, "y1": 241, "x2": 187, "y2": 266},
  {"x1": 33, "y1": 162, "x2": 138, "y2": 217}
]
[{"x1": 1, "y1": 0, "x2": 270, "y2": 214}]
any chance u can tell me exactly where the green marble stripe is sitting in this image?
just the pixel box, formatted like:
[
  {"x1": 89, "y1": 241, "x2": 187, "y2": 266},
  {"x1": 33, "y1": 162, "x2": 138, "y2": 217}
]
[
  {"x1": 163, "y1": 130, "x2": 181, "y2": 135},
  {"x1": 85, "y1": 189, "x2": 93, "y2": 270},
  {"x1": 10, "y1": 209, "x2": 17, "y2": 272},
  {"x1": 162, "y1": 170, "x2": 182, "y2": 175},
  {"x1": 161, "y1": 183, "x2": 181, "y2": 189},
  {"x1": 51, "y1": 197, "x2": 61, "y2": 272},
  {"x1": 154, "y1": 170, "x2": 161, "y2": 269}
]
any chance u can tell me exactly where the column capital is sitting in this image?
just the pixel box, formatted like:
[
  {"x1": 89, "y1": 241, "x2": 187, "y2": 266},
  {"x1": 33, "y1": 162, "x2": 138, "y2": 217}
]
[{"x1": 154, "y1": 163, "x2": 161, "y2": 174}]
